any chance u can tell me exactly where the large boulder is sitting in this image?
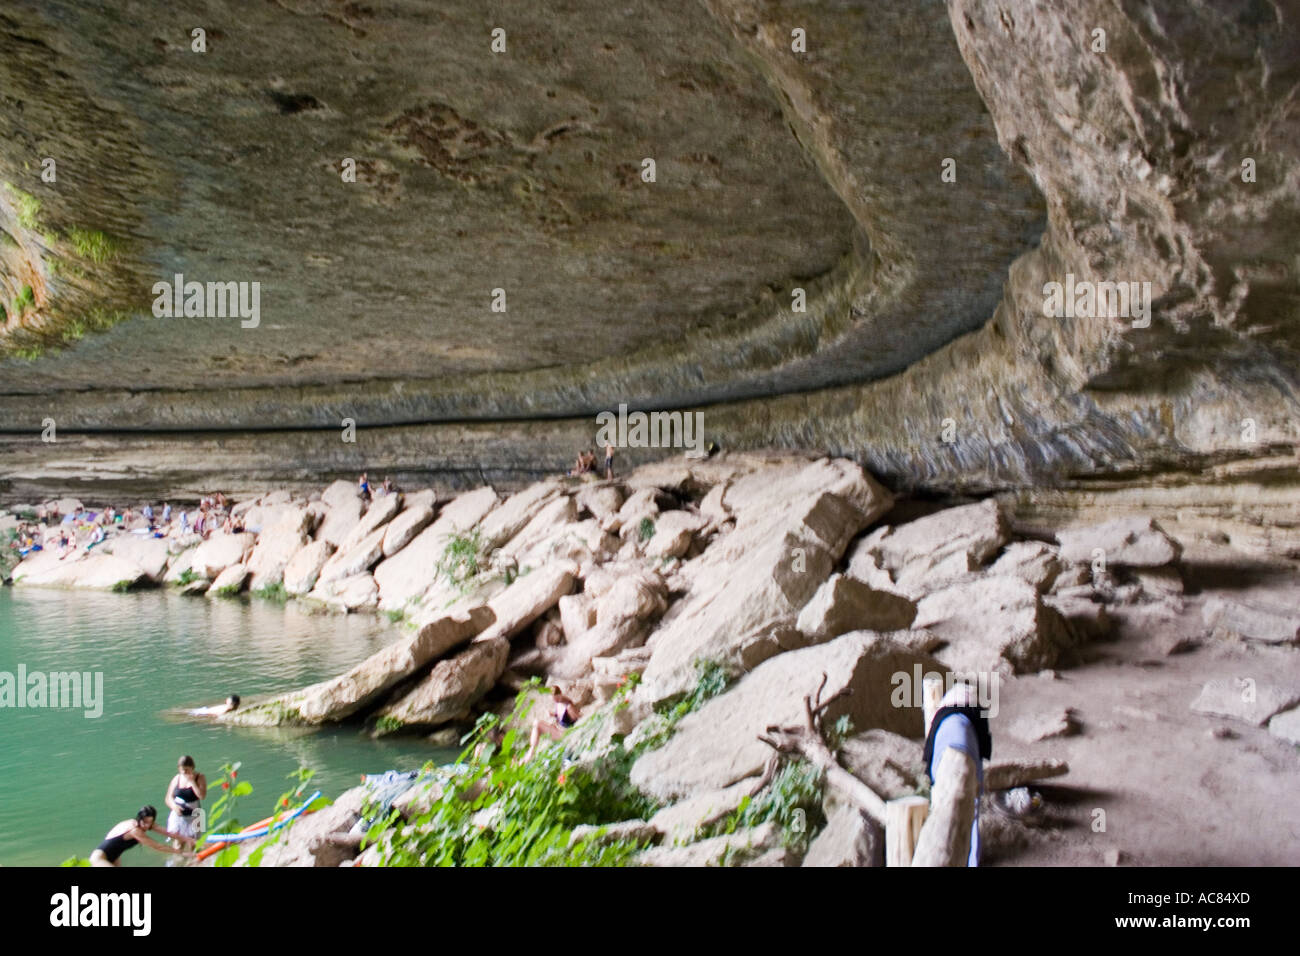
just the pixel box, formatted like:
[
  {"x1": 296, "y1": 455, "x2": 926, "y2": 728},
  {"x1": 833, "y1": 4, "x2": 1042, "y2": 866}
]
[
  {"x1": 283, "y1": 539, "x2": 334, "y2": 595},
  {"x1": 374, "y1": 637, "x2": 510, "y2": 728},
  {"x1": 634, "y1": 822, "x2": 794, "y2": 867},
  {"x1": 643, "y1": 509, "x2": 705, "y2": 560},
  {"x1": 225, "y1": 605, "x2": 494, "y2": 725},
  {"x1": 108, "y1": 534, "x2": 171, "y2": 582},
  {"x1": 499, "y1": 495, "x2": 578, "y2": 562},
  {"x1": 913, "y1": 576, "x2": 1073, "y2": 675},
  {"x1": 315, "y1": 496, "x2": 363, "y2": 548},
  {"x1": 1189, "y1": 679, "x2": 1300, "y2": 727},
  {"x1": 802, "y1": 802, "x2": 882, "y2": 867},
  {"x1": 987, "y1": 541, "x2": 1063, "y2": 594},
  {"x1": 1202, "y1": 597, "x2": 1300, "y2": 645},
  {"x1": 638, "y1": 458, "x2": 892, "y2": 703},
  {"x1": 245, "y1": 519, "x2": 309, "y2": 591},
  {"x1": 631, "y1": 630, "x2": 940, "y2": 802},
  {"x1": 310, "y1": 572, "x2": 380, "y2": 612},
  {"x1": 381, "y1": 503, "x2": 435, "y2": 558},
  {"x1": 550, "y1": 568, "x2": 669, "y2": 679},
  {"x1": 475, "y1": 560, "x2": 578, "y2": 643},
  {"x1": 321, "y1": 479, "x2": 360, "y2": 509},
  {"x1": 318, "y1": 525, "x2": 389, "y2": 585},
  {"x1": 1056, "y1": 517, "x2": 1182, "y2": 568},
  {"x1": 337, "y1": 491, "x2": 402, "y2": 552},
  {"x1": 479, "y1": 481, "x2": 564, "y2": 550},
  {"x1": 373, "y1": 486, "x2": 499, "y2": 610},
  {"x1": 862, "y1": 499, "x2": 1009, "y2": 598},
  {"x1": 14, "y1": 552, "x2": 148, "y2": 590},
  {"x1": 796, "y1": 574, "x2": 917, "y2": 643},
  {"x1": 208, "y1": 563, "x2": 250, "y2": 596},
  {"x1": 188, "y1": 532, "x2": 256, "y2": 579},
  {"x1": 575, "y1": 484, "x2": 624, "y2": 522},
  {"x1": 646, "y1": 778, "x2": 757, "y2": 844}
]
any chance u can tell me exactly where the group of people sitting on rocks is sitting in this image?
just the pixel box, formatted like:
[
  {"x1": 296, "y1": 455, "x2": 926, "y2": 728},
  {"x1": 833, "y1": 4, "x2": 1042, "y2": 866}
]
[
  {"x1": 568, "y1": 444, "x2": 615, "y2": 480},
  {"x1": 7, "y1": 490, "x2": 244, "y2": 562},
  {"x1": 357, "y1": 473, "x2": 398, "y2": 504}
]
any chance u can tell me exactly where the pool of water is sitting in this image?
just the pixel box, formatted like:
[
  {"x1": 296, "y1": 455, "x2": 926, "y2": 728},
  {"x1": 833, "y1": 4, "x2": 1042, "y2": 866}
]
[{"x1": 0, "y1": 586, "x2": 455, "y2": 866}]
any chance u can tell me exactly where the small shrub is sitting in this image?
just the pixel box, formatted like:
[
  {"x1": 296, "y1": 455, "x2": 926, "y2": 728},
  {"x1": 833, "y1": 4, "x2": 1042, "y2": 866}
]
[
  {"x1": 638, "y1": 517, "x2": 655, "y2": 541},
  {"x1": 435, "y1": 527, "x2": 486, "y2": 593},
  {"x1": 373, "y1": 715, "x2": 405, "y2": 735},
  {"x1": 174, "y1": 568, "x2": 199, "y2": 586},
  {"x1": 212, "y1": 583, "x2": 241, "y2": 598},
  {"x1": 384, "y1": 608, "x2": 406, "y2": 624},
  {"x1": 110, "y1": 579, "x2": 133, "y2": 593}
]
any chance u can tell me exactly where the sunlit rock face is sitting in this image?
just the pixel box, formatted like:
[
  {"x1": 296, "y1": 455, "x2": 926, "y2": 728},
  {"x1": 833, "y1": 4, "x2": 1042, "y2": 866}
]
[{"x1": 1, "y1": 1, "x2": 1298, "y2": 501}]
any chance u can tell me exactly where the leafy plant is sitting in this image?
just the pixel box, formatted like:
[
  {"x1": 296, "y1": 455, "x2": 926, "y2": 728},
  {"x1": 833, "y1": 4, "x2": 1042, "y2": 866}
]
[
  {"x1": 174, "y1": 568, "x2": 199, "y2": 586},
  {"x1": 703, "y1": 761, "x2": 825, "y2": 853},
  {"x1": 199, "y1": 762, "x2": 253, "y2": 867},
  {"x1": 634, "y1": 658, "x2": 733, "y2": 753},
  {"x1": 110, "y1": 579, "x2": 133, "y2": 593},
  {"x1": 363, "y1": 682, "x2": 656, "y2": 867},
  {"x1": 638, "y1": 517, "x2": 655, "y2": 541},
  {"x1": 435, "y1": 527, "x2": 487, "y2": 593},
  {"x1": 384, "y1": 608, "x2": 406, "y2": 624},
  {"x1": 373, "y1": 714, "x2": 405, "y2": 735}
]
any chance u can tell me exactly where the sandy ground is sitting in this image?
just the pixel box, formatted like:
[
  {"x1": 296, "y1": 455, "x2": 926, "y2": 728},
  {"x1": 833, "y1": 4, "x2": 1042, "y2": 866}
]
[{"x1": 984, "y1": 556, "x2": 1300, "y2": 866}]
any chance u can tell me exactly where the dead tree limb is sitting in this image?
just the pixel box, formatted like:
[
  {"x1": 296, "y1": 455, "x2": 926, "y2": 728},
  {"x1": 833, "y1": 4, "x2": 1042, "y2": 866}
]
[{"x1": 755, "y1": 673, "x2": 887, "y2": 824}]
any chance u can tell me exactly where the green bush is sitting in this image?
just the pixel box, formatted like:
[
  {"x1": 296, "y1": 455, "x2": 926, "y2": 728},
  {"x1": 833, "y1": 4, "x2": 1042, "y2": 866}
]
[
  {"x1": 638, "y1": 517, "x2": 655, "y2": 541},
  {"x1": 435, "y1": 527, "x2": 486, "y2": 593},
  {"x1": 363, "y1": 682, "x2": 658, "y2": 867},
  {"x1": 174, "y1": 568, "x2": 199, "y2": 586}
]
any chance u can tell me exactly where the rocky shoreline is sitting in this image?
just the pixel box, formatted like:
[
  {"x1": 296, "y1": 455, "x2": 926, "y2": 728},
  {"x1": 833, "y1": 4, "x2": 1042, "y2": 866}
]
[{"x1": 6, "y1": 451, "x2": 1299, "y2": 866}]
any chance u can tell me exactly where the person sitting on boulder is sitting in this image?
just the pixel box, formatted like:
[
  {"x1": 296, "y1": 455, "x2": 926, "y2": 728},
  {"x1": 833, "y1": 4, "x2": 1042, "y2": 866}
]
[
  {"x1": 358, "y1": 472, "x2": 372, "y2": 503},
  {"x1": 525, "y1": 688, "x2": 581, "y2": 761},
  {"x1": 922, "y1": 682, "x2": 992, "y2": 867}
]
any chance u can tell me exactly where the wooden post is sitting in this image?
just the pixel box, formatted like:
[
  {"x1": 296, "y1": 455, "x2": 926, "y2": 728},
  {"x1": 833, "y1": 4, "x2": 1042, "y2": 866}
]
[
  {"x1": 911, "y1": 747, "x2": 978, "y2": 867},
  {"x1": 884, "y1": 795, "x2": 929, "y2": 866},
  {"x1": 922, "y1": 675, "x2": 946, "y2": 737}
]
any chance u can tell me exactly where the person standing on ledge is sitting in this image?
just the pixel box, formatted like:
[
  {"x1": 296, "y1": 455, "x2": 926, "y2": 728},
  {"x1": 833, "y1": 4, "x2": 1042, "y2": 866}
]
[{"x1": 922, "y1": 682, "x2": 992, "y2": 866}]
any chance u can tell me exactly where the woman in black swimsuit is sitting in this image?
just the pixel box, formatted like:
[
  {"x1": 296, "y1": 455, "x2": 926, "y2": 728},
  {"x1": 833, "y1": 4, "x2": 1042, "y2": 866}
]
[
  {"x1": 525, "y1": 687, "x2": 581, "y2": 761},
  {"x1": 165, "y1": 755, "x2": 208, "y2": 846},
  {"x1": 90, "y1": 805, "x2": 194, "y2": 867}
]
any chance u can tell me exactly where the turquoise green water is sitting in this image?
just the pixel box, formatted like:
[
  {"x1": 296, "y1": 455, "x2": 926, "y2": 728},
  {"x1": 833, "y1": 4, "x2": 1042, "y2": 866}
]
[{"x1": 0, "y1": 586, "x2": 454, "y2": 867}]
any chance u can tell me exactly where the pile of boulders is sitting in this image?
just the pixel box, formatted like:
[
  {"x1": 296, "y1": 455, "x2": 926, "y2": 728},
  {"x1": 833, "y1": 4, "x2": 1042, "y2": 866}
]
[{"x1": 18, "y1": 452, "x2": 1291, "y2": 867}]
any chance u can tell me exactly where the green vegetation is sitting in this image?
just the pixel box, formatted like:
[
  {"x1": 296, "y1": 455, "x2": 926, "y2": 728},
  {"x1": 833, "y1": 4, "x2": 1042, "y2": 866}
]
[
  {"x1": 211, "y1": 582, "x2": 242, "y2": 597},
  {"x1": 373, "y1": 714, "x2": 406, "y2": 735},
  {"x1": 4, "y1": 183, "x2": 41, "y2": 230},
  {"x1": 384, "y1": 608, "x2": 406, "y2": 625},
  {"x1": 11, "y1": 345, "x2": 44, "y2": 361},
  {"x1": 254, "y1": 581, "x2": 289, "y2": 603},
  {"x1": 1, "y1": 528, "x2": 19, "y2": 578},
  {"x1": 174, "y1": 567, "x2": 199, "y2": 586},
  {"x1": 10, "y1": 284, "x2": 34, "y2": 318},
  {"x1": 638, "y1": 517, "x2": 655, "y2": 541},
  {"x1": 67, "y1": 227, "x2": 117, "y2": 264},
  {"x1": 704, "y1": 761, "x2": 825, "y2": 855},
  {"x1": 110, "y1": 579, "x2": 134, "y2": 593},
  {"x1": 434, "y1": 527, "x2": 487, "y2": 593},
  {"x1": 363, "y1": 681, "x2": 656, "y2": 866},
  {"x1": 632, "y1": 658, "x2": 733, "y2": 752}
]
